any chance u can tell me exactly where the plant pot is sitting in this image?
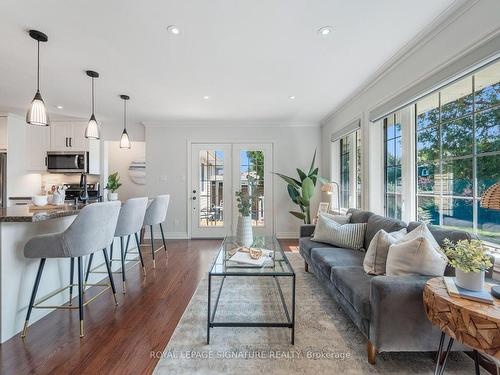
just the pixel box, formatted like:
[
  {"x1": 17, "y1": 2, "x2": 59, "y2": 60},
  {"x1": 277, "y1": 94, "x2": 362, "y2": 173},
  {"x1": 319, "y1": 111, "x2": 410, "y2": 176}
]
[
  {"x1": 236, "y1": 216, "x2": 253, "y2": 247},
  {"x1": 108, "y1": 192, "x2": 119, "y2": 201},
  {"x1": 455, "y1": 268, "x2": 485, "y2": 292}
]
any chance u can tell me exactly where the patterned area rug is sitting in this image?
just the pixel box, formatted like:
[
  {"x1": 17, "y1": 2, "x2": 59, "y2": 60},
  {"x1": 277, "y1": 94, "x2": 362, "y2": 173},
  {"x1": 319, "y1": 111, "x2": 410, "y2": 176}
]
[{"x1": 154, "y1": 253, "x2": 480, "y2": 374}]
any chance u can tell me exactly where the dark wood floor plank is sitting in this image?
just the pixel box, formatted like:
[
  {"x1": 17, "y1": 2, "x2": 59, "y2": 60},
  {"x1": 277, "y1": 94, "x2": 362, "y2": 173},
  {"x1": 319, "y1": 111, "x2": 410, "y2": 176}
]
[{"x1": 0, "y1": 238, "x2": 298, "y2": 375}]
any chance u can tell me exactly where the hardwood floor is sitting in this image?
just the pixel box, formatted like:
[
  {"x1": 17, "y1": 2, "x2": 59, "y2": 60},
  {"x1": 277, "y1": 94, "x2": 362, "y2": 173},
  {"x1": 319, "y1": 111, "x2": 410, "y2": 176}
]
[{"x1": 0, "y1": 238, "x2": 298, "y2": 375}]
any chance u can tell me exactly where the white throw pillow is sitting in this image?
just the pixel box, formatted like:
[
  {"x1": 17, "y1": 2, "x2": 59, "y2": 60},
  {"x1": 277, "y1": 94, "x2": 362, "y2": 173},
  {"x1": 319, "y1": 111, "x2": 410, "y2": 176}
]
[
  {"x1": 312, "y1": 214, "x2": 366, "y2": 250},
  {"x1": 386, "y1": 224, "x2": 448, "y2": 276},
  {"x1": 363, "y1": 228, "x2": 407, "y2": 275},
  {"x1": 320, "y1": 212, "x2": 352, "y2": 225}
]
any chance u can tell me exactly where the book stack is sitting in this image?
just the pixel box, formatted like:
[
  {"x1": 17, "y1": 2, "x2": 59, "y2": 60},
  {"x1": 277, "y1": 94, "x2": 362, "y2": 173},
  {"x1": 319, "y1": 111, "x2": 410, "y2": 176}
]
[{"x1": 443, "y1": 277, "x2": 494, "y2": 305}]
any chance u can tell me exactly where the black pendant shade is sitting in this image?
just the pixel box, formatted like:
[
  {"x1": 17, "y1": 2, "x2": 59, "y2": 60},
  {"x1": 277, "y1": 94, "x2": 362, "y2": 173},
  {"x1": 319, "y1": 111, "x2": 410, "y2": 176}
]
[
  {"x1": 119, "y1": 94, "x2": 131, "y2": 149},
  {"x1": 85, "y1": 70, "x2": 100, "y2": 139},
  {"x1": 26, "y1": 30, "x2": 50, "y2": 126}
]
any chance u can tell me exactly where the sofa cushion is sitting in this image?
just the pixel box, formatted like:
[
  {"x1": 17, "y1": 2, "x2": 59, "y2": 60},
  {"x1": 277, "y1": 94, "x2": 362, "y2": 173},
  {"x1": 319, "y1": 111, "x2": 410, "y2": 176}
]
[
  {"x1": 312, "y1": 214, "x2": 367, "y2": 250},
  {"x1": 363, "y1": 228, "x2": 407, "y2": 275},
  {"x1": 347, "y1": 208, "x2": 374, "y2": 224},
  {"x1": 299, "y1": 237, "x2": 334, "y2": 259},
  {"x1": 407, "y1": 221, "x2": 476, "y2": 247},
  {"x1": 310, "y1": 247, "x2": 364, "y2": 278},
  {"x1": 330, "y1": 266, "x2": 373, "y2": 320},
  {"x1": 365, "y1": 214, "x2": 407, "y2": 249}
]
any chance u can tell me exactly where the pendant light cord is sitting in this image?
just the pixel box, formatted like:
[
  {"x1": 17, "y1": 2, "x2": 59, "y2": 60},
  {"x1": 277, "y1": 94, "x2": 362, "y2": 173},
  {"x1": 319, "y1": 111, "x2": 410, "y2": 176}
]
[
  {"x1": 91, "y1": 77, "x2": 95, "y2": 114},
  {"x1": 123, "y1": 99, "x2": 127, "y2": 131},
  {"x1": 36, "y1": 41, "x2": 40, "y2": 91}
]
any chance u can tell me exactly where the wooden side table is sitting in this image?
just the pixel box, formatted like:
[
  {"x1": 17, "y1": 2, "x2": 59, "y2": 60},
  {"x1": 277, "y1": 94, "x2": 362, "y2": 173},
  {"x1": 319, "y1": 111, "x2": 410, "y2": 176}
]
[{"x1": 423, "y1": 277, "x2": 500, "y2": 374}]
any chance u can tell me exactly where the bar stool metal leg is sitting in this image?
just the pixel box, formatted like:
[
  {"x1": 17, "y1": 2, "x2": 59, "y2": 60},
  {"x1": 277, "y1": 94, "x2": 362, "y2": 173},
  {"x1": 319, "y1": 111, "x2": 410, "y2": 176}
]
[
  {"x1": 120, "y1": 236, "x2": 127, "y2": 293},
  {"x1": 109, "y1": 241, "x2": 114, "y2": 268},
  {"x1": 84, "y1": 253, "x2": 94, "y2": 290},
  {"x1": 150, "y1": 225, "x2": 156, "y2": 268},
  {"x1": 102, "y1": 248, "x2": 118, "y2": 305},
  {"x1": 69, "y1": 257, "x2": 75, "y2": 305},
  {"x1": 159, "y1": 223, "x2": 167, "y2": 257},
  {"x1": 135, "y1": 232, "x2": 146, "y2": 275},
  {"x1": 124, "y1": 235, "x2": 130, "y2": 258},
  {"x1": 473, "y1": 350, "x2": 480, "y2": 375},
  {"x1": 21, "y1": 258, "x2": 46, "y2": 338},
  {"x1": 77, "y1": 257, "x2": 84, "y2": 338}
]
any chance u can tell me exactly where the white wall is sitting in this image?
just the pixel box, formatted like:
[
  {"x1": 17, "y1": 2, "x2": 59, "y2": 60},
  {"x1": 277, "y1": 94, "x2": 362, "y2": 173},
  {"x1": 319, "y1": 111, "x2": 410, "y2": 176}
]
[
  {"x1": 321, "y1": 0, "x2": 500, "y2": 215},
  {"x1": 106, "y1": 141, "x2": 147, "y2": 201},
  {"x1": 145, "y1": 124, "x2": 322, "y2": 239}
]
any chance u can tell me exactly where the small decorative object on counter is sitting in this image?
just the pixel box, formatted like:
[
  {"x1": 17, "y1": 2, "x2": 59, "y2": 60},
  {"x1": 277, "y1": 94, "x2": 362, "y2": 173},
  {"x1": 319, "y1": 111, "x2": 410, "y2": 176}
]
[
  {"x1": 105, "y1": 172, "x2": 122, "y2": 201},
  {"x1": 51, "y1": 186, "x2": 66, "y2": 205},
  {"x1": 443, "y1": 239, "x2": 492, "y2": 292},
  {"x1": 32, "y1": 195, "x2": 48, "y2": 206},
  {"x1": 235, "y1": 176, "x2": 257, "y2": 247}
]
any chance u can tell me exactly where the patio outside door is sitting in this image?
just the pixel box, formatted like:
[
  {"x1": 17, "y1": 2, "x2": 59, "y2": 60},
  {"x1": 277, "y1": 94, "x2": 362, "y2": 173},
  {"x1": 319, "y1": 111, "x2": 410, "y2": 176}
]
[{"x1": 190, "y1": 143, "x2": 273, "y2": 238}]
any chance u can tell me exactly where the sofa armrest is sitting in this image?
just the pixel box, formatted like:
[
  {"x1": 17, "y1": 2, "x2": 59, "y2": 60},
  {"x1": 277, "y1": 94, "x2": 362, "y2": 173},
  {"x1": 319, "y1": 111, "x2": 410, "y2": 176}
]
[
  {"x1": 369, "y1": 275, "x2": 440, "y2": 352},
  {"x1": 300, "y1": 224, "x2": 316, "y2": 238}
]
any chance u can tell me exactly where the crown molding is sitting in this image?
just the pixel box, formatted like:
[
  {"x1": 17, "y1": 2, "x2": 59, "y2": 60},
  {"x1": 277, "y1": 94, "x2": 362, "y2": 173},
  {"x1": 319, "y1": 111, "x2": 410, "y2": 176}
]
[
  {"x1": 319, "y1": 0, "x2": 479, "y2": 126},
  {"x1": 141, "y1": 120, "x2": 320, "y2": 128}
]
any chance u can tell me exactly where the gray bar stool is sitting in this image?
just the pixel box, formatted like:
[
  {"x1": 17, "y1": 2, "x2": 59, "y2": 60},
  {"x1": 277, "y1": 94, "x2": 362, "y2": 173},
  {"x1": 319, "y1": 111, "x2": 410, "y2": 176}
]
[
  {"x1": 142, "y1": 195, "x2": 170, "y2": 268},
  {"x1": 21, "y1": 201, "x2": 121, "y2": 338},
  {"x1": 85, "y1": 197, "x2": 148, "y2": 293}
]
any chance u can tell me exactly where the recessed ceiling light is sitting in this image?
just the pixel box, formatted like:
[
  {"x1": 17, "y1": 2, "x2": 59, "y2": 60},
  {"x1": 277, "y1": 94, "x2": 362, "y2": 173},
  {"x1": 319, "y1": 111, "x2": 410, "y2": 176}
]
[
  {"x1": 289, "y1": 95, "x2": 296, "y2": 100},
  {"x1": 318, "y1": 26, "x2": 333, "y2": 36},
  {"x1": 56, "y1": 105, "x2": 64, "y2": 109},
  {"x1": 167, "y1": 25, "x2": 180, "y2": 35},
  {"x1": 203, "y1": 95, "x2": 210, "y2": 100}
]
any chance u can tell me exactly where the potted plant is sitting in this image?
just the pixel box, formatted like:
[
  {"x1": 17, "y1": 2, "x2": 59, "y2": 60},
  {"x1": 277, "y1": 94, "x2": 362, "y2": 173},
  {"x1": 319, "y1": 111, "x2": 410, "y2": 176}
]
[
  {"x1": 235, "y1": 176, "x2": 257, "y2": 247},
  {"x1": 443, "y1": 239, "x2": 492, "y2": 292},
  {"x1": 105, "y1": 172, "x2": 122, "y2": 201}
]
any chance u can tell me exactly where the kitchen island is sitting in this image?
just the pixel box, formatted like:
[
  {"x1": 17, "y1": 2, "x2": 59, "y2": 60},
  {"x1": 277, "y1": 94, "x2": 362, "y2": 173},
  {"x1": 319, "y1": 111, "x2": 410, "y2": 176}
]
[{"x1": 0, "y1": 203, "x2": 128, "y2": 342}]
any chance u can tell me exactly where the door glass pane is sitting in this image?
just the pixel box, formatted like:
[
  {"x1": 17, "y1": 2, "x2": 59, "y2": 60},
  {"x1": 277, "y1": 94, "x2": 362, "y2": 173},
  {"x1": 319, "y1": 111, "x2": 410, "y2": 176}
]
[
  {"x1": 475, "y1": 61, "x2": 500, "y2": 111},
  {"x1": 441, "y1": 197, "x2": 473, "y2": 232},
  {"x1": 477, "y1": 202, "x2": 500, "y2": 245},
  {"x1": 199, "y1": 150, "x2": 224, "y2": 227},
  {"x1": 416, "y1": 93, "x2": 439, "y2": 130},
  {"x1": 441, "y1": 158, "x2": 473, "y2": 197},
  {"x1": 417, "y1": 195, "x2": 440, "y2": 225},
  {"x1": 476, "y1": 107, "x2": 500, "y2": 154},
  {"x1": 440, "y1": 76, "x2": 473, "y2": 122},
  {"x1": 240, "y1": 150, "x2": 264, "y2": 227},
  {"x1": 441, "y1": 116, "x2": 473, "y2": 158}
]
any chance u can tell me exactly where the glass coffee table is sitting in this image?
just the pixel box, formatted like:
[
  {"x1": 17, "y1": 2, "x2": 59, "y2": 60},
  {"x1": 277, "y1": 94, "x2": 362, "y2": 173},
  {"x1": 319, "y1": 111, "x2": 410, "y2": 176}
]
[{"x1": 207, "y1": 236, "x2": 296, "y2": 344}]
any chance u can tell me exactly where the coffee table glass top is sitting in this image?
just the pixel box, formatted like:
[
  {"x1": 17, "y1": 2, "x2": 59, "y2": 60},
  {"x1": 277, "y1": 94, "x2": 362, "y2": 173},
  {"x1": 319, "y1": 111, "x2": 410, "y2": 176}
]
[{"x1": 209, "y1": 236, "x2": 295, "y2": 276}]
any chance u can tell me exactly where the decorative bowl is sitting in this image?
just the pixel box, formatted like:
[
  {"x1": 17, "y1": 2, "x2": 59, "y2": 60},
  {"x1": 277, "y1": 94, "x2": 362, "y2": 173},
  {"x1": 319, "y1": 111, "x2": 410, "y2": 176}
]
[{"x1": 32, "y1": 195, "x2": 48, "y2": 206}]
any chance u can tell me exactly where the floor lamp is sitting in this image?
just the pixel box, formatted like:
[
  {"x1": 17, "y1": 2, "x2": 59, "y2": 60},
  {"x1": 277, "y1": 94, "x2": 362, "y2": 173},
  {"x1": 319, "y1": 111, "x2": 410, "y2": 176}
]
[{"x1": 321, "y1": 182, "x2": 341, "y2": 214}]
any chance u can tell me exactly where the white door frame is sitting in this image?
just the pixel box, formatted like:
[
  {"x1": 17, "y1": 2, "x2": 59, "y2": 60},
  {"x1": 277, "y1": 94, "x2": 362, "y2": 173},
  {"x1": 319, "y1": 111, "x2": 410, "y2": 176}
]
[{"x1": 187, "y1": 140, "x2": 275, "y2": 239}]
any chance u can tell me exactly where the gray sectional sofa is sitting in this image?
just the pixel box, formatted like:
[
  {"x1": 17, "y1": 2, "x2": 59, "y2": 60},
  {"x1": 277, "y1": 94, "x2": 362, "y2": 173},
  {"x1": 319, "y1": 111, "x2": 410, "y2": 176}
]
[{"x1": 299, "y1": 208, "x2": 493, "y2": 364}]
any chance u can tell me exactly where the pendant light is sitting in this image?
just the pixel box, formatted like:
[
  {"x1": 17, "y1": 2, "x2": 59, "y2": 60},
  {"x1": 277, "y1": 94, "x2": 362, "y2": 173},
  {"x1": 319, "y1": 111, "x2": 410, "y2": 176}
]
[
  {"x1": 119, "y1": 94, "x2": 131, "y2": 149},
  {"x1": 85, "y1": 70, "x2": 100, "y2": 139},
  {"x1": 26, "y1": 30, "x2": 50, "y2": 126}
]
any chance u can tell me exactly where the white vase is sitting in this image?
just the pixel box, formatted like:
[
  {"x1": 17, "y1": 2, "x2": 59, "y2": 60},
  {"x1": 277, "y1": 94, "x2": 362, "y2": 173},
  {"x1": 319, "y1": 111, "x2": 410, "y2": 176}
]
[
  {"x1": 455, "y1": 269, "x2": 485, "y2": 292},
  {"x1": 236, "y1": 216, "x2": 253, "y2": 247},
  {"x1": 108, "y1": 192, "x2": 118, "y2": 201}
]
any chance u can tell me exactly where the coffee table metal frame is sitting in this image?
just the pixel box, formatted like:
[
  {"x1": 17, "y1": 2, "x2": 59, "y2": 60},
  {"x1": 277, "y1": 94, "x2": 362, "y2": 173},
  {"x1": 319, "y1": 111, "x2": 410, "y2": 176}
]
[{"x1": 207, "y1": 236, "x2": 296, "y2": 345}]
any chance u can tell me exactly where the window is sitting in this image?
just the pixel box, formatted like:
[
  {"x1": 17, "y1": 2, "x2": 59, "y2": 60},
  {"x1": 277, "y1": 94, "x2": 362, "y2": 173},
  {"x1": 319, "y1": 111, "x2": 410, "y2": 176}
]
[
  {"x1": 340, "y1": 136, "x2": 350, "y2": 209},
  {"x1": 415, "y1": 60, "x2": 500, "y2": 244},
  {"x1": 384, "y1": 113, "x2": 403, "y2": 219},
  {"x1": 339, "y1": 130, "x2": 362, "y2": 210}
]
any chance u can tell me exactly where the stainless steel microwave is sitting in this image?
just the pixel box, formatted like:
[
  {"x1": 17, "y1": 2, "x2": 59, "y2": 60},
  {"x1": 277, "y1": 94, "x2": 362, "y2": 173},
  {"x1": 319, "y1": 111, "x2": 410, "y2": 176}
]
[{"x1": 46, "y1": 151, "x2": 88, "y2": 173}]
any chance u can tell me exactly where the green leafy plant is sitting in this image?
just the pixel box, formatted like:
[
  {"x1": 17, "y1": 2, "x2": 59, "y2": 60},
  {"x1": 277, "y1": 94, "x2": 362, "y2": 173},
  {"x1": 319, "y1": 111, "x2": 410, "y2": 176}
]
[
  {"x1": 443, "y1": 239, "x2": 492, "y2": 273},
  {"x1": 274, "y1": 150, "x2": 326, "y2": 224},
  {"x1": 105, "y1": 172, "x2": 122, "y2": 193},
  {"x1": 235, "y1": 175, "x2": 257, "y2": 217}
]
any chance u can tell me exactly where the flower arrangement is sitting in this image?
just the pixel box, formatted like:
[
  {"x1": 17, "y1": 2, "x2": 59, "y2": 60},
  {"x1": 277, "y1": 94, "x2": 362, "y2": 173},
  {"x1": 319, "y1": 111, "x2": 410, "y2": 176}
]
[{"x1": 442, "y1": 239, "x2": 492, "y2": 273}]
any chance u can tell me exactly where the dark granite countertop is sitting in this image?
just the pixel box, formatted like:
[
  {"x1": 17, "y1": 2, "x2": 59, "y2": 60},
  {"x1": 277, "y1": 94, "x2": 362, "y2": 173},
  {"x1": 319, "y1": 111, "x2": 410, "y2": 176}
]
[{"x1": 0, "y1": 204, "x2": 82, "y2": 223}]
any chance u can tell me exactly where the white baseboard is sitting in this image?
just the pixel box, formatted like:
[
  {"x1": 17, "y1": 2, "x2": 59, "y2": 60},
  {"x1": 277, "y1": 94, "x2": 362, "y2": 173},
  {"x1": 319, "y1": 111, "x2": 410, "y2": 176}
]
[{"x1": 276, "y1": 232, "x2": 299, "y2": 239}]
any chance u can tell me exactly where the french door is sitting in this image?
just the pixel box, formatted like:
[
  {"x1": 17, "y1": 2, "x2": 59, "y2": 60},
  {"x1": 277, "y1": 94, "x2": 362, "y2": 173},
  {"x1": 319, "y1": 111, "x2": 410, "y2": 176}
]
[{"x1": 190, "y1": 143, "x2": 273, "y2": 238}]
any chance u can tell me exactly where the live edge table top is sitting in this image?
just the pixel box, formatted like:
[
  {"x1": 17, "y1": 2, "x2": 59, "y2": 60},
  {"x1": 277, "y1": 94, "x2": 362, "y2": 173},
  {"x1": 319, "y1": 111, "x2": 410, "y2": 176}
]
[{"x1": 423, "y1": 277, "x2": 500, "y2": 358}]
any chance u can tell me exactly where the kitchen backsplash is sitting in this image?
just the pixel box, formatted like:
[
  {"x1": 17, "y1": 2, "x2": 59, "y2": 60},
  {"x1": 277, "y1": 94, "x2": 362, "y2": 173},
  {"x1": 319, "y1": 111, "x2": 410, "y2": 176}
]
[{"x1": 41, "y1": 173, "x2": 100, "y2": 194}]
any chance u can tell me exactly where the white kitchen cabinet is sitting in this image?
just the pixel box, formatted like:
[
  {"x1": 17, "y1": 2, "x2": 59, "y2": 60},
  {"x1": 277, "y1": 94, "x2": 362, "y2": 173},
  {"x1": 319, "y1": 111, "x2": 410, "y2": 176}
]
[
  {"x1": 50, "y1": 122, "x2": 89, "y2": 151},
  {"x1": 26, "y1": 125, "x2": 50, "y2": 171}
]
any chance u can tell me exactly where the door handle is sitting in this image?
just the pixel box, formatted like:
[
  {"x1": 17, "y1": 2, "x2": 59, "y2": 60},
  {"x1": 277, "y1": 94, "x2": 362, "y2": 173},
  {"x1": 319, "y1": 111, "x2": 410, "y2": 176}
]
[{"x1": 74, "y1": 155, "x2": 79, "y2": 168}]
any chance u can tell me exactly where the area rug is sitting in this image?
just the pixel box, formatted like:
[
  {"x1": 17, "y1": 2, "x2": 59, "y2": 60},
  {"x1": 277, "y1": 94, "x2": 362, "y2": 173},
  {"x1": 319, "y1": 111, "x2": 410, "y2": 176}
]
[{"x1": 153, "y1": 253, "x2": 480, "y2": 374}]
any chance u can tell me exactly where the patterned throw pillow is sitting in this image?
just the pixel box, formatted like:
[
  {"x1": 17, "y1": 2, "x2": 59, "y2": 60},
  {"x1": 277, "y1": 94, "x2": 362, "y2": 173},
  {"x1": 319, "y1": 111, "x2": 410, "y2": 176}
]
[
  {"x1": 312, "y1": 214, "x2": 366, "y2": 250},
  {"x1": 363, "y1": 228, "x2": 407, "y2": 275}
]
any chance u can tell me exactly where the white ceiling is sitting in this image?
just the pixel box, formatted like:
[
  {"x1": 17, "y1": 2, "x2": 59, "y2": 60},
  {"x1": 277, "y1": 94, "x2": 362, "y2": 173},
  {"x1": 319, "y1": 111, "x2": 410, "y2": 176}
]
[{"x1": 0, "y1": 0, "x2": 456, "y2": 128}]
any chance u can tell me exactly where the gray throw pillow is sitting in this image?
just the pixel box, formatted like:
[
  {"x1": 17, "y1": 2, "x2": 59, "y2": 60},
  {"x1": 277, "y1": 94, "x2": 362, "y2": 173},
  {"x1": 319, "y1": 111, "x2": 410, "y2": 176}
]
[
  {"x1": 312, "y1": 214, "x2": 366, "y2": 250},
  {"x1": 363, "y1": 228, "x2": 407, "y2": 275}
]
